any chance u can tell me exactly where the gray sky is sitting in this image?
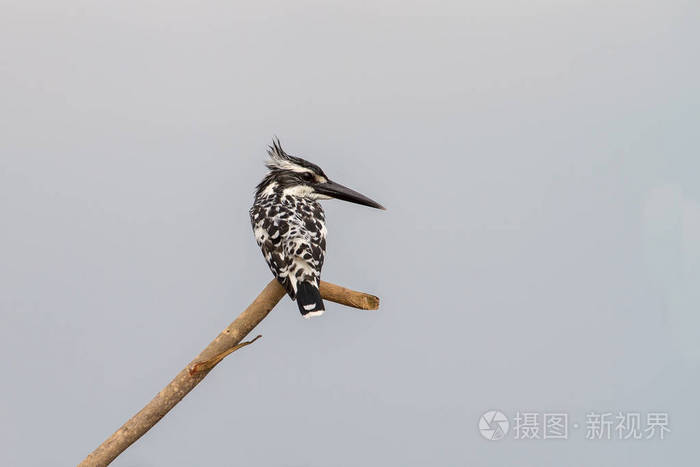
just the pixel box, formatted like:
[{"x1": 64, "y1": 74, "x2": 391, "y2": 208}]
[{"x1": 1, "y1": 1, "x2": 698, "y2": 466}]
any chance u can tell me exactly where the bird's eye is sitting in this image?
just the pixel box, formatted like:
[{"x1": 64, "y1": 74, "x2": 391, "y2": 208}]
[{"x1": 302, "y1": 172, "x2": 315, "y2": 182}]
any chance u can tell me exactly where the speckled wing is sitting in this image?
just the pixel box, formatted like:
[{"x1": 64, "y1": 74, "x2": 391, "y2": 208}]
[{"x1": 249, "y1": 196, "x2": 326, "y2": 299}]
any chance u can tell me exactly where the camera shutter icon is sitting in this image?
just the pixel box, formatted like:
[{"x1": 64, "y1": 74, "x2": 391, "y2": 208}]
[{"x1": 479, "y1": 410, "x2": 509, "y2": 440}]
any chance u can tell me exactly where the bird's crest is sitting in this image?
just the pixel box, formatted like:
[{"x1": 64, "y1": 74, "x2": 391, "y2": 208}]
[
  {"x1": 266, "y1": 137, "x2": 299, "y2": 171},
  {"x1": 265, "y1": 137, "x2": 323, "y2": 174}
]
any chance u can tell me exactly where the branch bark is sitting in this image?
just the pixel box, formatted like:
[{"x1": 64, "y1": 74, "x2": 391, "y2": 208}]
[{"x1": 78, "y1": 279, "x2": 379, "y2": 467}]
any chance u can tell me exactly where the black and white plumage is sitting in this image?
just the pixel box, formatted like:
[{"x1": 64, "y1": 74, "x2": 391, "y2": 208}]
[{"x1": 250, "y1": 138, "x2": 384, "y2": 318}]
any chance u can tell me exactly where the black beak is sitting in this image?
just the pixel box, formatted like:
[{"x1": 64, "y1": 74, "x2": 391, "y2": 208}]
[{"x1": 315, "y1": 180, "x2": 385, "y2": 210}]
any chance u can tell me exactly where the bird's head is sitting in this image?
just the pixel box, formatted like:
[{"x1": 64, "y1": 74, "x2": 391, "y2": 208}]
[{"x1": 255, "y1": 138, "x2": 385, "y2": 210}]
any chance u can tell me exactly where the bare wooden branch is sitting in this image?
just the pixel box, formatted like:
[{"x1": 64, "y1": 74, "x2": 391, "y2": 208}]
[
  {"x1": 78, "y1": 279, "x2": 379, "y2": 467},
  {"x1": 320, "y1": 281, "x2": 380, "y2": 310}
]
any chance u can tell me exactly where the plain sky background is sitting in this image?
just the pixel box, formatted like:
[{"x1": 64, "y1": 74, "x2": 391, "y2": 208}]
[{"x1": 1, "y1": 1, "x2": 699, "y2": 466}]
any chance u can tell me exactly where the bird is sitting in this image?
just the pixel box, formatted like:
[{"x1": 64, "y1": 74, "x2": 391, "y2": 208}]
[{"x1": 250, "y1": 138, "x2": 384, "y2": 318}]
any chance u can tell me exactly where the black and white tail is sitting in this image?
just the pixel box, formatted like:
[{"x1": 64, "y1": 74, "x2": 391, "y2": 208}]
[{"x1": 296, "y1": 282, "x2": 325, "y2": 318}]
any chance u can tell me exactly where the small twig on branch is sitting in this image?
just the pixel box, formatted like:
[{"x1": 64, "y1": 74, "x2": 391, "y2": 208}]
[
  {"x1": 78, "y1": 279, "x2": 379, "y2": 467},
  {"x1": 188, "y1": 334, "x2": 262, "y2": 376}
]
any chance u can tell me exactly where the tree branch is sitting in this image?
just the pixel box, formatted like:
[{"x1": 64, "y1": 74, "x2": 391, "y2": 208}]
[{"x1": 78, "y1": 279, "x2": 379, "y2": 467}]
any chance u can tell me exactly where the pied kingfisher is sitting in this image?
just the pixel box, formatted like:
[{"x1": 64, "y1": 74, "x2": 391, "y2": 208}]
[{"x1": 250, "y1": 138, "x2": 384, "y2": 318}]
